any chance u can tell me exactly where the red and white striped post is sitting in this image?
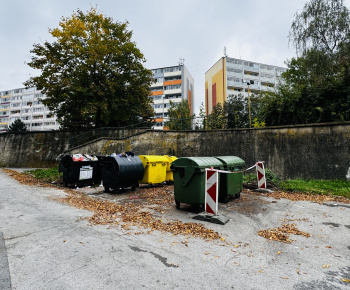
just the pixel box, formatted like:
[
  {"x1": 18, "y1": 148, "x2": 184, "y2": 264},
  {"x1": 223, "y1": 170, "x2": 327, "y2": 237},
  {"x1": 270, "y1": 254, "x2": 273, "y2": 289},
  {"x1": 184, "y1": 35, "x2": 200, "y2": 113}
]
[
  {"x1": 205, "y1": 169, "x2": 219, "y2": 215},
  {"x1": 256, "y1": 161, "x2": 266, "y2": 189}
]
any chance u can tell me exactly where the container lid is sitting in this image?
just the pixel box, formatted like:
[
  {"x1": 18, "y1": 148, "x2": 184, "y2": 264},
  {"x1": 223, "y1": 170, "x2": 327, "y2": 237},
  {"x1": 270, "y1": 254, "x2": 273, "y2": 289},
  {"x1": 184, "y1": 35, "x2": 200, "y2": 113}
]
[
  {"x1": 139, "y1": 155, "x2": 169, "y2": 163},
  {"x1": 215, "y1": 156, "x2": 245, "y2": 166},
  {"x1": 171, "y1": 157, "x2": 223, "y2": 169}
]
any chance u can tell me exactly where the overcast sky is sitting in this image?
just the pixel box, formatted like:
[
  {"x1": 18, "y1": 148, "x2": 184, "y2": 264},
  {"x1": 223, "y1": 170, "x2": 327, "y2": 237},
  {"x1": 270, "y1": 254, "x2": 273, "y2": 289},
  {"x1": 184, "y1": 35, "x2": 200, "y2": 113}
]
[{"x1": 1, "y1": 0, "x2": 349, "y2": 114}]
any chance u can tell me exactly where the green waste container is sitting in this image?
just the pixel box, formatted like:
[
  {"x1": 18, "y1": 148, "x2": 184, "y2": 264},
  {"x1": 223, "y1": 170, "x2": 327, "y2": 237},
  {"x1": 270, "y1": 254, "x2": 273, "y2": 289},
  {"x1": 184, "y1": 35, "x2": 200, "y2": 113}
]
[
  {"x1": 170, "y1": 157, "x2": 224, "y2": 209},
  {"x1": 215, "y1": 156, "x2": 245, "y2": 202}
]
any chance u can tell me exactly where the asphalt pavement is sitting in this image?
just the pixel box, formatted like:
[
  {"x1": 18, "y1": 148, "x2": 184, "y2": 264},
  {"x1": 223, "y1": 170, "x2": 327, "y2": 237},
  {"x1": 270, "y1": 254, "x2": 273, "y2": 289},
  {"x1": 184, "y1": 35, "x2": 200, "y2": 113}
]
[{"x1": 1, "y1": 169, "x2": 350, "y2": 289}]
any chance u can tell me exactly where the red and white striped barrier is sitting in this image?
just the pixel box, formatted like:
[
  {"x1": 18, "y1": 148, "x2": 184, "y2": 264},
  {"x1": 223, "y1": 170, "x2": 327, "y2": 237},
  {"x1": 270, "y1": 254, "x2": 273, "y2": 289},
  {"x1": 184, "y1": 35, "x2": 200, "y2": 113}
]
[
  {"x1": 205, "y1": 169, "x2": 219, "y2": 215},
  {"x1": 203, "y1": 161, "x2": 266, "y2": 215},
  {"x1": 256, "y1": 161, "x2": 266, "y2": 189}
]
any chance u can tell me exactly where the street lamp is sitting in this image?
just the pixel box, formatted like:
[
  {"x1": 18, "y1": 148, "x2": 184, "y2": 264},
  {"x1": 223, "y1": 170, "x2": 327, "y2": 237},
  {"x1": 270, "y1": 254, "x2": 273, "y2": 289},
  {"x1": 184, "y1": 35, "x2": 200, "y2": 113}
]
[{"x1": 247, "y1": 82, "x2": 251, "y2": 128}]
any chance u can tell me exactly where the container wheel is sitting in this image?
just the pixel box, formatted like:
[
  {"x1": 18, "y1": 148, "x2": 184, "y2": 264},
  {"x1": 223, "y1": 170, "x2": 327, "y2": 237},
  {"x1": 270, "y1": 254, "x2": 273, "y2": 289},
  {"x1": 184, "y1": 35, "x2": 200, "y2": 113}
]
[
  {"x1": 235, "y1": 192, "x2": 241, "y2": 199},
  {"x1": 131, "y1": 186, "x2": 136, "y2": 191},
  {"x1": 175, "y1": 201, "x2": 180, "y2": 209}
]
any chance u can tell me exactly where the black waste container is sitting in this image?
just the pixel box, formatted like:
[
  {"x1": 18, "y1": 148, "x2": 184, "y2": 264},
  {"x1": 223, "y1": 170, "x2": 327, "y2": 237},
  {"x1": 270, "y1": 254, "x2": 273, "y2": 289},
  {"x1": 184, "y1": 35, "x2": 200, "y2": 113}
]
[
  {"x1": 59, "y1": 154, "x2": 102, "y2": 187},
  {"x1": 99, "y1": 155, "x2": 144, "y2": 193}
]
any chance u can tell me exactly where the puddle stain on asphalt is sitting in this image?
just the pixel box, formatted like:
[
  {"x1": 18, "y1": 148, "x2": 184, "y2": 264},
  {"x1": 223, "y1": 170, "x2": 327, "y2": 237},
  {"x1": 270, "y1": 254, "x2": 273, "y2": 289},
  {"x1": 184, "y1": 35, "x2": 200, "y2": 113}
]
[{"x1": 129, "y1": 246, "x2": 179, "y2": 268}]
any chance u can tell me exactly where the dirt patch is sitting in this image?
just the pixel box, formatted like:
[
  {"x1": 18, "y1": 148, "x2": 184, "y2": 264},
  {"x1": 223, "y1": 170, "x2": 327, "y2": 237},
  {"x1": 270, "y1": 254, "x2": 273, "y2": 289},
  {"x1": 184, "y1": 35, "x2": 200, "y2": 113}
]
[{"x1": 222, "y1": 193, "x2": 270, "y2": 216}]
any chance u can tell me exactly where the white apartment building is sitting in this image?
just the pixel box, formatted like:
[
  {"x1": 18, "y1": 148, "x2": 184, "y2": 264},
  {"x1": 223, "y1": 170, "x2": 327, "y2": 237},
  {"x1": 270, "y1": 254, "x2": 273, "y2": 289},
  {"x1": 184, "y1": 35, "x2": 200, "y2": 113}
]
[
  {"x1": 150, "y1": 64, "x2": 194, "y2": 129},
  {"x1": 205, "y1": 56, "x2": 287, "y2": 115},
  {"x1": 1, "y1": 64, "x2": 194, "y2": 132},
  {"x1": 0, "y1": 87, "x2": 59, "y2": 133}
]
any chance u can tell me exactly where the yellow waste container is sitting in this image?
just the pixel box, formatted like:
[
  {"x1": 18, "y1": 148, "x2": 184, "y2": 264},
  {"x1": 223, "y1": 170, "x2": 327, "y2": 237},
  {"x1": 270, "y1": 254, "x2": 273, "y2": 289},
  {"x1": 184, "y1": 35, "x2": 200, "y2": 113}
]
[
  {"x1": 138, "y1": 155, "x2": 169, "y2": 185},
  {"x1": 164, "y1": 155, "x2": 178, "y2": 182}
]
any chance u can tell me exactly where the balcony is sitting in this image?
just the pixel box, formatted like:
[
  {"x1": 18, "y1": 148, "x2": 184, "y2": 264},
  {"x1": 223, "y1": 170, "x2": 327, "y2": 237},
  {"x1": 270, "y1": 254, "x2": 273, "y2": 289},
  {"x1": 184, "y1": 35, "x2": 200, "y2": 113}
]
[
  {"x1": 164, "y1": 88, "x2": 181, "y2": 95},
  {"x1": 150, "y1": 82, "x2": 163, "y2": 88},
  {"x1": 227, "y1": 80, "x2": 244, "y2": 88},
  {"x1": 164, "y1": 70, "x2": 181, "y2": 77}
]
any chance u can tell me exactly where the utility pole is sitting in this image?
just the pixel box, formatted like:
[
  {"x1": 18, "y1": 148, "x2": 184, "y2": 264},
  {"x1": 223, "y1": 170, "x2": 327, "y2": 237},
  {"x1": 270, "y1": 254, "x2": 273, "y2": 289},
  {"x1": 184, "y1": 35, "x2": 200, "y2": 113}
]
[{"x1": 247, "y1": 82, "x2": 251, "y2": 128}]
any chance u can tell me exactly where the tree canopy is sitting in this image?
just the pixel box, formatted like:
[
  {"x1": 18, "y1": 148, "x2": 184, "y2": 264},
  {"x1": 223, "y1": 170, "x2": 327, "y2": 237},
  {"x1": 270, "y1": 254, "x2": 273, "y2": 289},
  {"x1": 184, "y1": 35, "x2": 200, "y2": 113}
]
[
  {"x1": 25, "y1": 7, "x2": 154, "y2": 129},
  {"x1": 204, "y1": 94, "x2": 262, "y2": 130},
  {"x1": 166, "y1": 100, "x2": 193, "y2": 130},
  {"x1": 290, "y1": 0, "x2": 350, "y2": 55},
  {"x1": 258, "y1": 0, "x2": 350, "y2": 126},
  {"x1": 7, "y1": 119, "x2": 27, "y2": 133}
]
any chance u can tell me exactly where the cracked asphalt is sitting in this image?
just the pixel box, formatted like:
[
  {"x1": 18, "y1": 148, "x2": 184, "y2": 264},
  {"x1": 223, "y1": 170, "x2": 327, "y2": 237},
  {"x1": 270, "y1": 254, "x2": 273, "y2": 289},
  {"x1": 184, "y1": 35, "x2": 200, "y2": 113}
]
[{"x1": 1, "y1": 169, "x2": 350, "y2": 289}]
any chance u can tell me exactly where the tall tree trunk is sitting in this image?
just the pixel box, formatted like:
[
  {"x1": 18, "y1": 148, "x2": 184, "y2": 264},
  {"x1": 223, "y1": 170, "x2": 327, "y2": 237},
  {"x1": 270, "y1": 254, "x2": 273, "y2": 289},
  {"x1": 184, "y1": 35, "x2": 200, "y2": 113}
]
[{"x1": 95, "y1": 107, "x2": 102, "y2": 128}]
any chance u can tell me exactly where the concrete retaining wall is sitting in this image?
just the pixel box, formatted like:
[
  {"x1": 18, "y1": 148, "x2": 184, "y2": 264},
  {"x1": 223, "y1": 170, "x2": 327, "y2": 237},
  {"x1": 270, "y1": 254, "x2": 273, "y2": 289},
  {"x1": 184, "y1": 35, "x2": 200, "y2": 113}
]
[{"x1": 1, "y1": 122, "x2": 349, "y2": 179}]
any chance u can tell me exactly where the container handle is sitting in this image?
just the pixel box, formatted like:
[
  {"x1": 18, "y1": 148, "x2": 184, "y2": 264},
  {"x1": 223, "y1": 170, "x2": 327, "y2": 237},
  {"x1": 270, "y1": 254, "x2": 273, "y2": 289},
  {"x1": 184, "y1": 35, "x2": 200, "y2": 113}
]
[{"x1": 182, "y1": 167, "x2": 195, "y2": 187}]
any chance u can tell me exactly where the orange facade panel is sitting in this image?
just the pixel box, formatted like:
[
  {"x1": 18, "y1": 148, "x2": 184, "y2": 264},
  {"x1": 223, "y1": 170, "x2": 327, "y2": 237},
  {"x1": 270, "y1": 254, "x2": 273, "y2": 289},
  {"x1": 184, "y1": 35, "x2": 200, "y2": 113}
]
[
  {"x1": 188, "y1": 89, "x2": 192, "y2": 113},
  {"x1": 151, "y1": 90, "x2": 164, "y2": 96},
  {"x1": 155, "y1": 118, "x2": 164, "y2": 122},
  {"x1": 163, "y1": 79, "x2": 182, "y2": 86}
]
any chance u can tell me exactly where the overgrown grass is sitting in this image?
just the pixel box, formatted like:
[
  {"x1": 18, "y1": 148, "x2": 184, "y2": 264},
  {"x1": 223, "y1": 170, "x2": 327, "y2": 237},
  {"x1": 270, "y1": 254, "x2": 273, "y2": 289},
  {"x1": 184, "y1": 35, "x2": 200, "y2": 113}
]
[
  {"x1": 26, "y1": 167, "x2": 62, "y2": 183},
  {"x1": 243, "y1": 169, "x2": 280, "y2": 184},
  {"x1": 243, "y1": 169, "x2": 350, "y2": 198},
  {"x1": 280, "y1": 179, "x2": 350, "y2": 198}
]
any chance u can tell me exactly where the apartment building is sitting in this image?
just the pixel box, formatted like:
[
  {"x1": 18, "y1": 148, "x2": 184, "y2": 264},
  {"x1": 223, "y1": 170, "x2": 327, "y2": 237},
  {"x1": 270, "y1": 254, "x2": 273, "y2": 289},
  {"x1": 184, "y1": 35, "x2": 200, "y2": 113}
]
[
  {"x1": 150, "y1": 64, "x2": 194, "y2": 129},
  {"x1": 0, "y1": 64, "x2": 194, "y2": 132},
  {"x1": 205, "y1": 56, "x2": 286, "y2": 115},
  {"x1": 0, "y1": 87, "x2": 59, "y2": 133}
]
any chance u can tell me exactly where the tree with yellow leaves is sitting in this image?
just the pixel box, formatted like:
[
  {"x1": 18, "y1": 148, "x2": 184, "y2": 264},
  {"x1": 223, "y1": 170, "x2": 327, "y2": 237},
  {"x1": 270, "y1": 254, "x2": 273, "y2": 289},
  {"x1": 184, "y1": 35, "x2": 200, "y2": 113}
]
[{"x1": 25, "y1": 7, "x2": 154, "y2": 128}]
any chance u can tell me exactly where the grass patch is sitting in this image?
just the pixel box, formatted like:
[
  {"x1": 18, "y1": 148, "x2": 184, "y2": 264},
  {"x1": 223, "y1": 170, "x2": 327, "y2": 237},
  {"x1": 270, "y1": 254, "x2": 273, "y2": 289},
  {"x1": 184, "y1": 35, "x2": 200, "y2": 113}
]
[
  {"x1": 243, "y1": 169, "x2": 280, "y2": 188},
  {"x1": 244, "y1": 169, "x2": 349, "y2": 199},
  {"x1": 26, "y1": 167, "x2": 62, "y2": 183},
  {"x1": 279, "y1": 179, "x2": 350, "y2": 198}
]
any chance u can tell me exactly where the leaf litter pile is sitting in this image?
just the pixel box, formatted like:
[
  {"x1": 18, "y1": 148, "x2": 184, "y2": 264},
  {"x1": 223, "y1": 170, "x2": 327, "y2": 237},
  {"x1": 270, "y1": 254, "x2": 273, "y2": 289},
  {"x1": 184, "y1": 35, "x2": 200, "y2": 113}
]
[
  {"x1": 3, "y1": 169, "x2": 221, "y2": 241},
  {"x1": 3, "y1": 169, "x2": 51, "y2": 187},
  {"x1": 58, "y1": 193, "x2": 221, "y2": 240},
  {"x1": 245, "y1": 188, "x2": 350, "y2": 204},
  {"x1": 4, "y1": 168, "x2": 350, "y2": 243},
  {"x1": 258, "y1": 223, "x2": 311, "y2": 244}
]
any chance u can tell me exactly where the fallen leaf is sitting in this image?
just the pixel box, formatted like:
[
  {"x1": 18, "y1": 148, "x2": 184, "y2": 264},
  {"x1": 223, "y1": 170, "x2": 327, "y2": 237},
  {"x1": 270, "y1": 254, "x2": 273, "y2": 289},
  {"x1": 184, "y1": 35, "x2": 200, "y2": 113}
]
[
  {"x1": 342, "y1": 278, "x2": 350, "y2": 283},
  {"x1": 325, "y1": 246, "x2": 332, "y2": 248},
  {"x1": 277, "y1": 251, "x2": 281, "y2": 255},
  {"x1": 281, "y1": 277, "x2": 289, "y2": 279}
]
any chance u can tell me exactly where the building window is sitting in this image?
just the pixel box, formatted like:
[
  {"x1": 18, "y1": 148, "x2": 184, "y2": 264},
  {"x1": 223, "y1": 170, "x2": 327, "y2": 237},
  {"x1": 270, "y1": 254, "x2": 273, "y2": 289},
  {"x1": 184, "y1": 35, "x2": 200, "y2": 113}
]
[{"x1": 164, "y1": 84, "x2": 181, "y2": 90}]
